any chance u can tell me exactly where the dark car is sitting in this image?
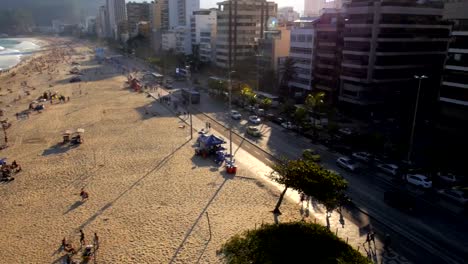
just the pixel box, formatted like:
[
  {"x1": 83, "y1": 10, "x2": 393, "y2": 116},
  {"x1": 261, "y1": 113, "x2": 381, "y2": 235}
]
[
  {"x1": 272, "y1": 117, "x2": 285, "y2": 125},
  {"x1": 69, "y1": 77, "x2": 82, "y2": 83},
  {"x1": 384, "y1": 190, "x2": 417, "y2": 213}
]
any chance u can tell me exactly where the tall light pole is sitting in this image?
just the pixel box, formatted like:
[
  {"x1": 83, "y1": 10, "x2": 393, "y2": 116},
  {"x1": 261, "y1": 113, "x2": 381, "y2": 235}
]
[
  {"x1": 407, "y1": 75, "x2": 428, "y2": 164},
  {"x1": 186, "y1": 65, "x2": 193, "y2": 139},
  {"x1": 228, "y1": 70, "x2": 235, "y2": 163}
]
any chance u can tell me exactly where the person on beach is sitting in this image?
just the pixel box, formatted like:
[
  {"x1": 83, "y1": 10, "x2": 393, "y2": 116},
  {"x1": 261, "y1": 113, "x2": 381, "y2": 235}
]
[
  {"x1": 93, "y1": 233, "x2": 99, "y2": 250},
  {"x1": 79, "y1": 230, "x2": 85, "y2": 246},
  {"x1": 80, "y1": 188, "x2": 89, "y2": 201}
]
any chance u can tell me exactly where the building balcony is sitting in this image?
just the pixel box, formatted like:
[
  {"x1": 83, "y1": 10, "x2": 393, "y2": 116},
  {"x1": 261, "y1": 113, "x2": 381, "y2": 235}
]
[
  {"x1": 439, "y1": 97, "x2": 468, "y2": 106},
  {"x1": 448, "y1": 48, "x2": 468, "y2": 54},
  {"x1": 445, "y1": 65, "x2": 468, "y2": 72},
  {"x1": 315, "y1": 73, "x2": 333, "y2": 81},
  {"x1": 288, "y1": 81, "x2": 311, "y2": 90},
  {"x1": 442, "y1": 81, "x2": 468, "y2": 89}
]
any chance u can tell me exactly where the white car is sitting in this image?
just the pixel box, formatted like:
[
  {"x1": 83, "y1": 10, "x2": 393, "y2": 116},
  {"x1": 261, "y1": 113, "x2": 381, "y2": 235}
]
[
  {"x1": 437, "y1": 172, "x2": 461, "y2": 183},
  {"x1": 438, "y1": 189, "x2": 468, "y2": 205},
  {"x1": 376, "y1": 163, "x2": 399, "y2": 176},
  {"x1": 248, "y1": 115, "x2": 261, "y2": 124},
  {"x1": 336, "y1": 157, "x2": 359, "y2": 172},
  {"x1": 406, "y1": 174, "x2": 432, "y2": 188},
  {"x1": 281, "y1": 122, "x2": 297, "y2": 130},
  {"x1": 351, "y1": 152, "x2": 372, "y2": 162},
  {"x1": 230, "y1": 110, "x2": 242, "y2": 120}
]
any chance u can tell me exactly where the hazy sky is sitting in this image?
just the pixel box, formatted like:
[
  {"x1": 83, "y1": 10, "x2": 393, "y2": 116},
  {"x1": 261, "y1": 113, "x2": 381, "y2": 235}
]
[{"x1": 201, "y1": 0, "x2": 304, "y2": 14}]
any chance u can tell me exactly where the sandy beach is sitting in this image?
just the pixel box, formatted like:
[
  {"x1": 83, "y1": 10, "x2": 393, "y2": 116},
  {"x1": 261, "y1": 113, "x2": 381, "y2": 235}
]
[{"x1": 0, "y1": 38, "x2": 301, "y2": 263}]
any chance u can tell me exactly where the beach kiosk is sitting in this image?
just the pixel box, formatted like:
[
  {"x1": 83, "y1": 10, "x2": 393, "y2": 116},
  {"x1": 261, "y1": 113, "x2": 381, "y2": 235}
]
[{"x1": 195, "y1": 134, "x2": 226, "y2": 160}]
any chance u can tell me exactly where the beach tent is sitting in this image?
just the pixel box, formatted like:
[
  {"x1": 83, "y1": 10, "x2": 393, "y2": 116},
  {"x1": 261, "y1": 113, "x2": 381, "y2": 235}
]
[{"x1": 199, "y1": 135, "x2": 225, "y2": 147}]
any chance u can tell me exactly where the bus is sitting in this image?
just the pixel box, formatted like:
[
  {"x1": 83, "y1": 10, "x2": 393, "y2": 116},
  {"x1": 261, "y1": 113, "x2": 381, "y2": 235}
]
[
  {"x1": 181, "y1": 88, "x2": 200, "y2": 104},
  {"x1": 254, "y1": 91, "x2": 281, "y2": 108}
]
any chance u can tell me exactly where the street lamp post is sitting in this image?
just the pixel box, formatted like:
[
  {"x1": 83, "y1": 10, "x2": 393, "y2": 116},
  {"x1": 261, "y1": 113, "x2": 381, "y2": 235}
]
[
  {"x1": 407, "y1": 75, "x2": 428, "y2": 164},
  {"x1": 186, "y1": 65, "x2": 193, "y2": 139},
  {"x1": 228, "y1": 70, "x2": 235, "y2": 163}
]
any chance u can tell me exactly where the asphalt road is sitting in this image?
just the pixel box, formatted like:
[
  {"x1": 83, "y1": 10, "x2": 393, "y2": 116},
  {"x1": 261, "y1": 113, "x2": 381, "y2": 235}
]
[{"x1": 189, "y1": 101, "x2": 467, "y2": 264}]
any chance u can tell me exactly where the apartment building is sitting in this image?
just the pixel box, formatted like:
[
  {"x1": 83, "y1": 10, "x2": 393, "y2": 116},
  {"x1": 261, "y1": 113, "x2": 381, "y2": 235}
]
[
  {"x1": 305, "y1": 0, "x2": 350, "y2": 17},
  {"x1": 287, "y1": 18, "x2": 316, "y2": 97},
  {"x1": 97, "y1": 6, "x2": 109, "y2": 38},
  {"x1": 191, "y1": 9, "x2": 217, "y2": 62},
  {"x1": 339, "y1": 0, "x2": 450, "y2": 116},
  {"x1": 162, "y1": 31, "x2": 176, "y2": 52},
  {"x1": 435, "y1": 0, "x2": 468, "y2": 169},
  {"x1": 126, "y1": 2, "x2": 150, "y2": 37},
  {"x1": 277, "y1": 6, "x2": 300, "y2": 25},
  {"x1": 312, "y1": 8, "x2": 345, "y2": 104},
  {"x1": 215, "y1": 0, "x2": 277, "y2": 68},
  {"x1": 106, "y1": 0, "x2": 127, "y2": 40}
]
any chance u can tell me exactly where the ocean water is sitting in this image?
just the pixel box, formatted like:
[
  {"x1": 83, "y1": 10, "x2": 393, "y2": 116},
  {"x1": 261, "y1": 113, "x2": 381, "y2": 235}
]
[{"x1": 0, "y1": 38, "x2": 41, "y2": 71}]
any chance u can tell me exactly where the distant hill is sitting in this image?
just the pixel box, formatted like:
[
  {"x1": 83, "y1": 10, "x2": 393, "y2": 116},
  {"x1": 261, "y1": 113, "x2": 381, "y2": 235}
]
[{"x1": 0, "y1": 0, "x2": 105, "y2": 26}]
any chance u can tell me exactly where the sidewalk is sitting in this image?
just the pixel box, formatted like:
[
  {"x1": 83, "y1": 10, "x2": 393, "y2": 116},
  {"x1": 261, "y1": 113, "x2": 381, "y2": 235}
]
[{"x1": 147, "y1": 90, "x2": 411, "y2": 264}]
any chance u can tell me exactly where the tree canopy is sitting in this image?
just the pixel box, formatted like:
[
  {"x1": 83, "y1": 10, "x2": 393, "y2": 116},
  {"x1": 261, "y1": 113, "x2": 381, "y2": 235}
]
[
  {"x1": 270, "y1": 159, "x2": 347, "y2": 215},
  {"x1": 219, "y1": 222, "x2": 369, "y2": 264}
]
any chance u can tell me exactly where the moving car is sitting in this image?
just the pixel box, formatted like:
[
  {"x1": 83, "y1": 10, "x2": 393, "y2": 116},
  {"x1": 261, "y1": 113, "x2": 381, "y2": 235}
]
[
  {"x1": 302, "y1": 149, "x2": 321, "y2": 163},
  {"x1": 248, "y1": 115, "x2": 261, "y2": 124},
  {"x1": 336, "y1": 157, "x2": 359, "y2": 172},
  {"x1": 384, "y1": 190, "x2": 417, "y2": 213},
  {"x1": 437, "y1": 189, "x2": 468, "y2": 205},
  {"x1": 351, "y1": 152, "x2": 373, "y2": 163},
  {"x1": 230, "y1": 110, "x2": 242, "y2": 120},
  {"x1": 69, "y1": 77, "x2": 82, "y2": 83},
  {"x1": 246, "y1": 126, "x2": 262, "y2": 137},
  {"x1": 406, "y1": 174, "x2": 432, "y2": 188},
  {"x1": 376, "y1": 163, "x2": 399, "y2": 176}
]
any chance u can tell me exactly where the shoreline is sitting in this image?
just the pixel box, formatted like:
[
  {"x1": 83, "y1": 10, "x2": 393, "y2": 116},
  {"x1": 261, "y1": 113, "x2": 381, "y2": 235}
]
[{"x1": 0, "y1": 37, "x2": 45, "y2": 72}]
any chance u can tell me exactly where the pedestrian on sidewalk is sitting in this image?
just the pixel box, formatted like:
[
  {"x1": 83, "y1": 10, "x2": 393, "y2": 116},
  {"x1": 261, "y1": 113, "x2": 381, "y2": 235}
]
[
  {"x1": 363, "y1": 232, "x2": 371, "y2": 246},
  {"x1": 79, "y1": 229, "x2": 85, "y2": 247},
  {"x1": 384, "y1": 234, "x2": 391, "y2": 251}
]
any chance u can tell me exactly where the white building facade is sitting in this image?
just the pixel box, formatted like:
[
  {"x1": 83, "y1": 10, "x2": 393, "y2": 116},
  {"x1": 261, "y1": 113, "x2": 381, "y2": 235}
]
[
  {"x1": 190, "y1": 9, "x2": 217, "y2": 62},
  {"x1": 106, "y1": 0, "x2": 127, "y2": 40},
  {"x1": 288, "y1": 19, "x2": 316, "y2": 96},
  {"x1": 162, "y1": 31, "x2": 176, "y2": 52}
]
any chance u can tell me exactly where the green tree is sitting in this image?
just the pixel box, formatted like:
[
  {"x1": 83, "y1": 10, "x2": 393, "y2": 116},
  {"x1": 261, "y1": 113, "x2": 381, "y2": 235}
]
[
  {"x1": 270, "y1": 159, "x2": 347, "y2": 217},
  {"x1": 293, "y1": 107, "x2": 308, "y2": 125},
  {"x1": 240, "y1": 84, "x2": 257, "y2": 106},
  {"x1": 260, "y1": 98, "x2": 272, "y2": 111},
  {"x1": 305, "y1": 92, "x2": 326, "y2": 139},
  {"x1": 208, "y1": 79, "x2": 227, "y2": 96},
  {"x1": 279, "y1": 57, "x2": 298, "y2": 95},
  {"x1": 219, "y1": 222, "x2": 369, "y2": 264}
]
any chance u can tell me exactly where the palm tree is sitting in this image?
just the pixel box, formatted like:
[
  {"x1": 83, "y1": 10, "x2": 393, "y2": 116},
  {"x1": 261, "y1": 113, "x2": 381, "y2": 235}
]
[
  {"x1": 279, "y1": 57, "x2": 298, "y2": 96},
  {"x1": 305, "y1": 92, "x2": 326, "y2": 140}
]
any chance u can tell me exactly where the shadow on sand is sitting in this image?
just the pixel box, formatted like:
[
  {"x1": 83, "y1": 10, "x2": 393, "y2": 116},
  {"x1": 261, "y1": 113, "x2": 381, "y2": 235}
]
[{"x1": 42, "y1": 142, "x2": 79, "y2": 156}]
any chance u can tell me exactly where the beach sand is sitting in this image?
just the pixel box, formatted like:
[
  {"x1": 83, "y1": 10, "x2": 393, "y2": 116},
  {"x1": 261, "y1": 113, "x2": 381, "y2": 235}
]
[{"x1": 0, "y1": 38, "x2": 300, "y2": 263}]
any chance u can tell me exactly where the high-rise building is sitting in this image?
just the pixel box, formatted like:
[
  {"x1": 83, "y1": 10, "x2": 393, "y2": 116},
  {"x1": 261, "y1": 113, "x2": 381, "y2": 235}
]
[
  {"x1": 216, "y1": 0, "x2": 277, "y2": 68},
  {"x1": 304, "y1": 0, "x2": 349, "y2": 17},
  {"x1": 312, "y1": 8, "x2": 344, "y2": 104},
  {"x1": 97, "y1": 5, "x2": 110, "y2": 38},
  {"x1": 168, "y1": 0, "x2": 200, "y2": 29},
  {"x1": 106, "y1": 0, "x2": 127, "y2": 40},
  {"x1": 257, "y1": 26, "x2": 291, "y2": 93},
  {"x1": 435, "y1": 0, "x2": 468, "y2": 170},
  {"x1": 277, "y1": 6, "x2": 300, "y2": 26},
  {"x1": 339, "y1": 0, "x2": 450, "y2": 118},
  {"x1": 191, "y1": 9, "x2": 217, "y2": 62},
  {"x1": 287, "y1": 18, "x2": 316, "y2": 98},
  {"x1": 126, "y1": 2, "x2": 150, "y2": 37},
  {"x1": 150, "y1": 1, "x2": 163, "y2": 53}
]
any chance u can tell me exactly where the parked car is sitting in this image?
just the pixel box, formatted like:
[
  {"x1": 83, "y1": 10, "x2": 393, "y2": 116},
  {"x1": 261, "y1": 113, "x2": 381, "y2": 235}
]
[
  {"x1": 302, "y1": 149, "x2": 321, "y2": 163},
  {"x1": 384, "y1": 190, "x2": 417, "y2": 213},
  {"x1": 281, "y1": 121, "x2": 297, "y2": 130},
  {"x1": 69, "y1": 77, "x2": 82, "y2": 83},
  {"x1": 248, "y1": 115, "x2": 261, "y2": 124},
  {"x1": 351, "y1": 152, "x2": 373, "y2": 163},
  {"x1": 376, "y1": 163, "x2": 399, "y2": 176},
  {"x1": 336, "y1": 157, "x2": 359, "y2": 172},
  {"x1": 338, "y1": 127, "x2": 354, "y2": 136},
  {"x1": 437, "y1": 172, "x2": 462, "y2": 184},
  {"x1": 265, "y1": 113, "x2": 275, "y2": 121},
  {"x1": 246, "y1": 105, "x2": 256, "y2": 113},
  {"x1": 255, "y1": 108, "x2": 265, "y2": 116},
  {"x1": 272, "y1": 117, "x2": 285, "y2": 125},
  {"x1": 230, "y1": 110, "x2": 242, "y2": 120},
  {"x1": 246, "y1": 126, "x2": 262, "y2": 137},
  {"x1": 437, "y1": 189, "x2": 468, "y2": 205},
  {"x1": 406, "y1": 174, "x2": 432, "y2": 188},
  {"x1": 330, "y1": 144, "x2": 353, "y2": 155}
]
